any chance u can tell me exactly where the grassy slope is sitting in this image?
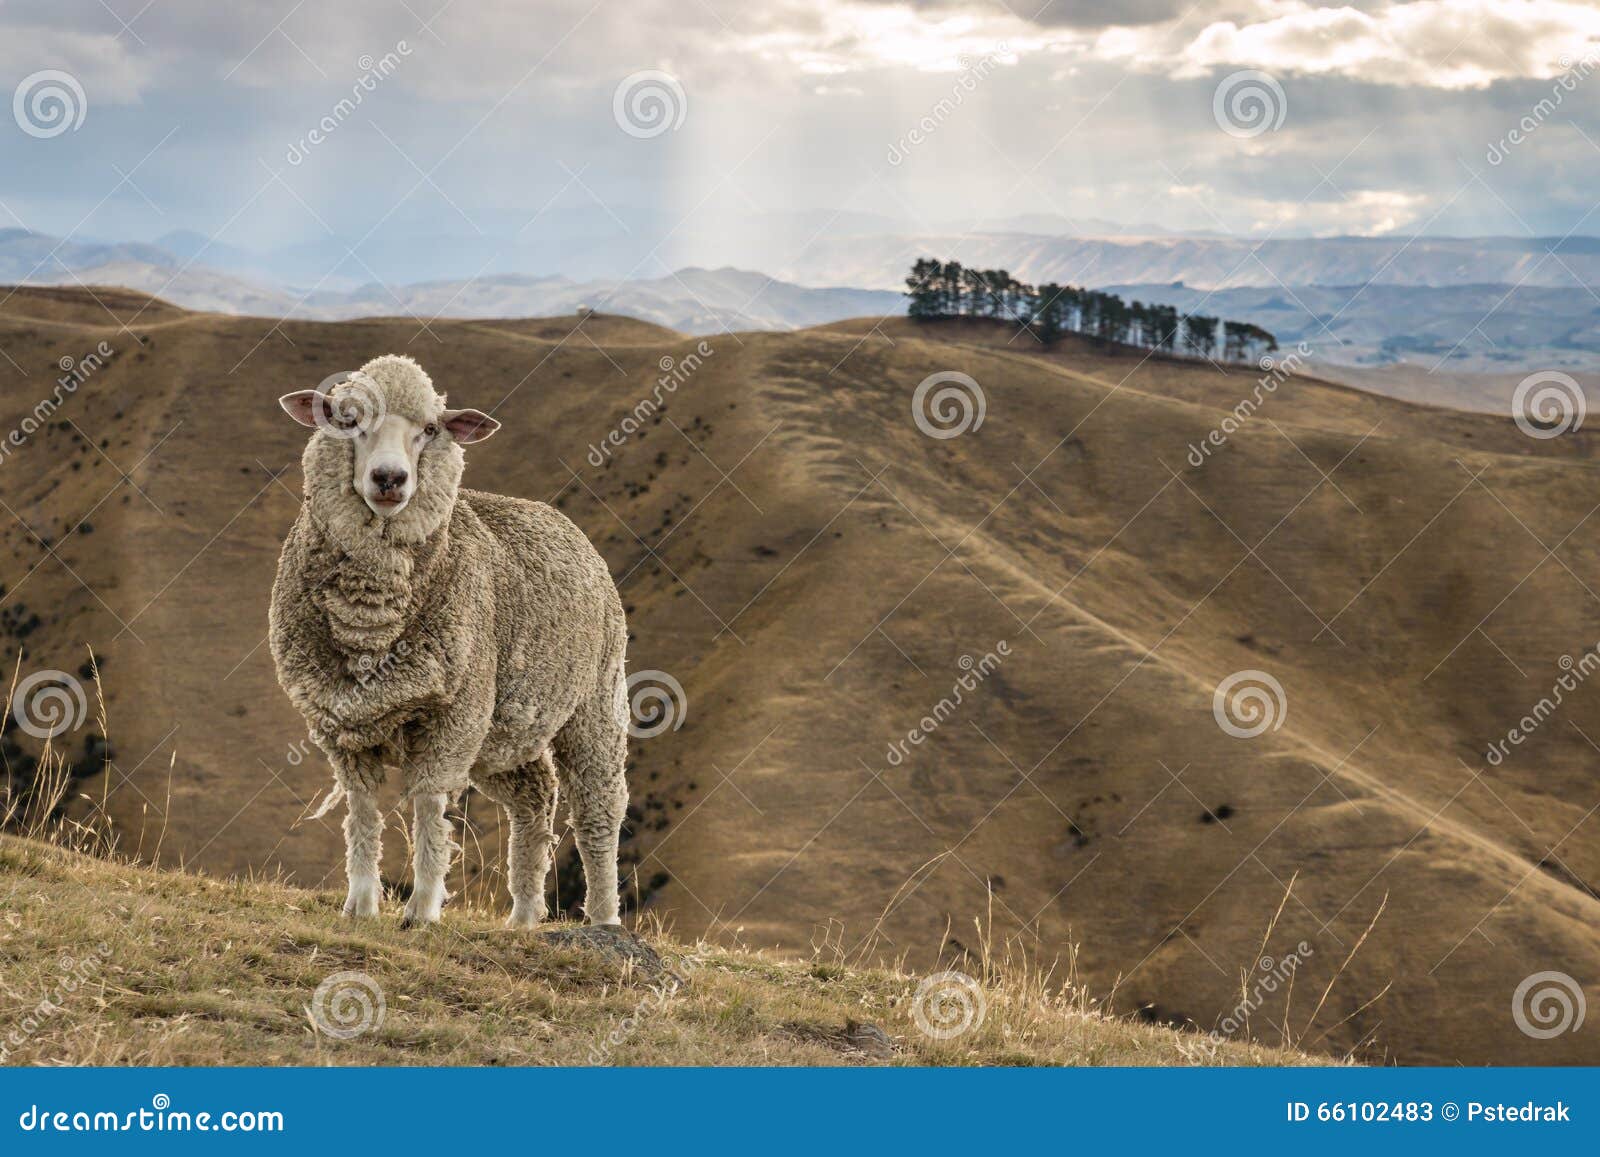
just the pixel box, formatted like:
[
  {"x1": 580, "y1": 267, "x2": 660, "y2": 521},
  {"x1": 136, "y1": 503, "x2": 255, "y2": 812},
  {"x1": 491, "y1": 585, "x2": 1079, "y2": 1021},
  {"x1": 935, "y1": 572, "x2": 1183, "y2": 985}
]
[{"x1": 0, "y1": 836, "x2": 1319, "y2": 1066}]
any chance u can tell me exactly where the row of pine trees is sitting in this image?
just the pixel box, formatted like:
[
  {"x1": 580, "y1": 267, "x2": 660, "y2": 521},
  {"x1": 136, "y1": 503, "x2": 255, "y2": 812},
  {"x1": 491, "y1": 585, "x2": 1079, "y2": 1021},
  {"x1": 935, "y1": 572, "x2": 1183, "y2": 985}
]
[{"x1": 904, "y1": 258, "x2": 1278, "y2": 364}]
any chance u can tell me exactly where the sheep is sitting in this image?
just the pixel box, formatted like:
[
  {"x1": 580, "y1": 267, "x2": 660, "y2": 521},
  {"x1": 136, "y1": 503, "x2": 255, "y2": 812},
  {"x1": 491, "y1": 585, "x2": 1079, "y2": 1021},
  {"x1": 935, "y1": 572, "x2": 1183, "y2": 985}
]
[{"x1": 268, "y1": 354, "x2": 629, "y2": 928}]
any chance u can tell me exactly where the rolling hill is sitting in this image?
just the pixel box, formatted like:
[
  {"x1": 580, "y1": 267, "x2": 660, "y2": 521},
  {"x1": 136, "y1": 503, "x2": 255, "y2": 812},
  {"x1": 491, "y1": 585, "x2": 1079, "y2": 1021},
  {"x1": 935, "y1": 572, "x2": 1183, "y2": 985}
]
[{"x1": 1, "y1": 286, "x2": 1597, "y2": 1066}]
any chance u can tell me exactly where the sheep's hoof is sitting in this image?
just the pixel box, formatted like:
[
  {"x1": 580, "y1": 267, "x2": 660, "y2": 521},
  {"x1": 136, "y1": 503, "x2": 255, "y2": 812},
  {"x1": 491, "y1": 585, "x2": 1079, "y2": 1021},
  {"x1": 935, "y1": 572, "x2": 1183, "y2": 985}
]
[
  {"x1": 341, "y1": 883, "x2": 381, "y2": 918},
  {"x1": 401, "y1": 883, "x2": 446, "y2": 928},
  {"x1": 401, "y1": 900, "x2": 444, "y2": 928},
  {"x1": 507, "y1": 898, "x2": 547, "y2": 929}
]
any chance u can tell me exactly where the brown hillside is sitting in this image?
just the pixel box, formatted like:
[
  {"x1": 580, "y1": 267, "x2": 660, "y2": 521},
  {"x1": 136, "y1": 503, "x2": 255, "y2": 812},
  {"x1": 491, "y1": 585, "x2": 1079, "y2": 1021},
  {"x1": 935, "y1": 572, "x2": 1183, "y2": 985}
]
[{"x1": 1, "y1": 287, "x2": 1596, "y2": 1065}]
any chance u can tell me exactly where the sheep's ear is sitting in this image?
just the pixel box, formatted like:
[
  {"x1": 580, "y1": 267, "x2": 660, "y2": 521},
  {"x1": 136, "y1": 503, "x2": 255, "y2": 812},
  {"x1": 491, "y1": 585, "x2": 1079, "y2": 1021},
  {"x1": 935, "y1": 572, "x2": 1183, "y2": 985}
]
[
  {"x1": 441, "y1": 408, "x2": 500, "y2": 444},
  {"x1": 279, "y1": 390, "x2": 329, "y2": 428}
]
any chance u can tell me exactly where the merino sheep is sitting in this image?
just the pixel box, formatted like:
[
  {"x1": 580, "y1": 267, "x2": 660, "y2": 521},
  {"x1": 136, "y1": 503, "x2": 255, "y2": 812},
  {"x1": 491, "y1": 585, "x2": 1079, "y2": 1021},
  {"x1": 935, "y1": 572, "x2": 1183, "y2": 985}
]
[{"x1": 268, "y1": 354, "x2": 629, "y2": 928}]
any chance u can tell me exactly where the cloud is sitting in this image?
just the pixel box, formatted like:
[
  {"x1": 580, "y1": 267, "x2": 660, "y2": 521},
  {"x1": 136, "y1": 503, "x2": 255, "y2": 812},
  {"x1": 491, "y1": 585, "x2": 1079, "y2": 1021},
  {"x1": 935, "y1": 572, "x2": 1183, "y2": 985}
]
[
  {"x1": 0, "y1": 0, "x2": 1594, "y2": 249},
  {"x1": 1098, "y1": 0, "x2": 1600, "y2": 89},
  {"x1": 733, "y1": 6, "x2": 1034, "y2": 75},
  {"x1": 1169, "y1": 183, "x2": 1433, "y2": 235},
  {"x1": 0, "y1": 25, "x2": 155, "y2": 104},
  {"x1": 703, "y1": 0, "x2": 1600, "y2": 89},
  {"x1": 852, "y1": 0, "x2": 1189, "y2": 29}
]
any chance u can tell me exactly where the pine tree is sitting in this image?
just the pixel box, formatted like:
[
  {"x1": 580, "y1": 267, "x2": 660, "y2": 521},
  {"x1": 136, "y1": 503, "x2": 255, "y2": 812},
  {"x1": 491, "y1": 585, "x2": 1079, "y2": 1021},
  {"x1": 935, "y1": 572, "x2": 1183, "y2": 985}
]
[
  {"x1": 1152, "y1": 304, "x2": 1180, "y2": 352},
  {"x1": 1183, "y1": 315, "x2": 1218, "y2": 360},
  {"x1": 1223, "y1": 322, "x2": 1246, "y2": 363},
  {"x1": 1034, "y1": 283, "x2": 1063, "y2": 342},
  {"x1": 940, "y1": 261, "x2": 964, "y2": 317},
  {"x1": 906, "y1": 259, "x2": 940, "y2": 320}
]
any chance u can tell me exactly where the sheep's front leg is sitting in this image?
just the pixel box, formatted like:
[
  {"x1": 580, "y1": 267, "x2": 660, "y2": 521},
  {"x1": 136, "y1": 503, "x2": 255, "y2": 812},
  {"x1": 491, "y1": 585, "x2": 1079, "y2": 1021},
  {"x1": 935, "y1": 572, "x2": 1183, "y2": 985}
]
[
  {"x1": 342, "y1": 787, "x2": 383, "y2": 918},
  {"x1": 402, "y1": 791, "x2": 454, "y2": 927}
]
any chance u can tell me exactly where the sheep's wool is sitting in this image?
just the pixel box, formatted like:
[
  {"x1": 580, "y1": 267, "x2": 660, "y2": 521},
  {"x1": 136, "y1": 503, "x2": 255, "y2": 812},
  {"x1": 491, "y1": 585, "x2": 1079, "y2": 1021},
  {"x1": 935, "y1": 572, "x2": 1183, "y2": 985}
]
[{"x1": 269, "y1": 355, "x2": 629, "y2": 806}]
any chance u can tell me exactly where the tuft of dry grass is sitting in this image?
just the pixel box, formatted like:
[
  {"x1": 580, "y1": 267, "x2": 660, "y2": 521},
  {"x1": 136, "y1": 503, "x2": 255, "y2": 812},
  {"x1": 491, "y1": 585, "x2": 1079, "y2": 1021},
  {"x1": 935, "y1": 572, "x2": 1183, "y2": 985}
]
[
  {"x1": 2, "y1": 650, "x2": 117, "y2": 859},
  {"x1": 0, "y1": 835, "x2": 1329, "y2": 1067}
]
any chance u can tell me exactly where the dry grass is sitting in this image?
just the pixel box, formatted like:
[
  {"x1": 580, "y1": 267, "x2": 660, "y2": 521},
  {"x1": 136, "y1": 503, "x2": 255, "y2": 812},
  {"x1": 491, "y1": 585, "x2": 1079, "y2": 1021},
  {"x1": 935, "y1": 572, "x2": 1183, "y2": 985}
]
[
  {"x1": 2, "y1": 650, "x2": 118, "y2": 860},
  {"x1": 0, "y1": 836, "x2": 1325, "y2": 1066}
]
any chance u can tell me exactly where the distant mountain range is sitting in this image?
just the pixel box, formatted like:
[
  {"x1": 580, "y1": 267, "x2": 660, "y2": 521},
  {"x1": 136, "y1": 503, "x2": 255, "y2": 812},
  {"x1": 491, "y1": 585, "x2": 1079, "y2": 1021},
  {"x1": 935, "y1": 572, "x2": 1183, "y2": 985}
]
[
  {"x1": 0, "y1": 230, "x2": 903, "y2": 335},
  {"x1": 775, "y1": 233, "x2": 1600, "y2": 293},
  {"x1": 2, "y1": 226, "x2": 1597, "y2": 370},
  {"x1": 1098, "y1": 281, "x2": 1600, "y2": 371}
]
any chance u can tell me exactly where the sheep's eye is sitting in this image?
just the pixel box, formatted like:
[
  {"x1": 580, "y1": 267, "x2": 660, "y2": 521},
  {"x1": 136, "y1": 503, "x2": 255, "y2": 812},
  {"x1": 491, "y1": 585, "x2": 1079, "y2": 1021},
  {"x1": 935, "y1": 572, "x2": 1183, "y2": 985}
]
[{"x1": 423, "y1": 423, "x2": 439, "y2": 439}]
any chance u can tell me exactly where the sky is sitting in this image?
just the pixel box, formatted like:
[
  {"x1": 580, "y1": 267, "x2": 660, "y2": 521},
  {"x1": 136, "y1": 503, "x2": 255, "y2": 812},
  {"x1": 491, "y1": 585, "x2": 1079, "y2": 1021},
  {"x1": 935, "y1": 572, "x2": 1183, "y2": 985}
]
[{"x1": 1, "y1": 0, "x2": 1599, "y2": 261}]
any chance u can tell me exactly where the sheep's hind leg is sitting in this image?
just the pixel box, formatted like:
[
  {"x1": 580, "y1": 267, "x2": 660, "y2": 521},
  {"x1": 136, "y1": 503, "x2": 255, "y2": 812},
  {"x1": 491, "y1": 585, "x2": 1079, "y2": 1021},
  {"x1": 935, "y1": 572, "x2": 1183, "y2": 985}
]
[
  {"x1": 401, "y1": 791, "x2": 454, "y2": 927},
  {"x1": 553, "y1": 688, "x2": 628, "y2": 927},
  {"x1": 342, "y1": 786, "x2": 383, "y2": 918},
  {"x1": 505, "y1": 752, "x2": 559, "y2": 929}
]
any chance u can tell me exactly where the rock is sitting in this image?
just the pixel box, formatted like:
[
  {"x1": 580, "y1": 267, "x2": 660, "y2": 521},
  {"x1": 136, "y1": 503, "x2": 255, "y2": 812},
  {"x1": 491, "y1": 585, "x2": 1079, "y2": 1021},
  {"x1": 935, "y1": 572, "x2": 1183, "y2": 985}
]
[
  {"x1": 537, "y1": 924, "x2": 666, "y2": 977},
  {"x1": 844, "y1": 1019, "x2": 897, "y2": 1059}
]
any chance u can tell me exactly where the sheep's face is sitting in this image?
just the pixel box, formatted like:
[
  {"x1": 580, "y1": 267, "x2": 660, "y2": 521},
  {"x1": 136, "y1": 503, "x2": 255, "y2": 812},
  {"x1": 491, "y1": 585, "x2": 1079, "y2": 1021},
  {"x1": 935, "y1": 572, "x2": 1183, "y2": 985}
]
[{"x1": 279, "y1": 382, "x2": 499, "y2": 519}]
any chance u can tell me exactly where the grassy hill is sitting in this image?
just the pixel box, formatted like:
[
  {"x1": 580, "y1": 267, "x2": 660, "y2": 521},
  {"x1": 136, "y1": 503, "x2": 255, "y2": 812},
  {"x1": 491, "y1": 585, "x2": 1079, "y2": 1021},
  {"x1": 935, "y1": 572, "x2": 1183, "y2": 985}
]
[
  {"x1": 0, "y1": 836, "x2": 1315, "y2": 1065},
  {"x1": 1, "y1": 286, "x2": 1597, "y2": 1066}
]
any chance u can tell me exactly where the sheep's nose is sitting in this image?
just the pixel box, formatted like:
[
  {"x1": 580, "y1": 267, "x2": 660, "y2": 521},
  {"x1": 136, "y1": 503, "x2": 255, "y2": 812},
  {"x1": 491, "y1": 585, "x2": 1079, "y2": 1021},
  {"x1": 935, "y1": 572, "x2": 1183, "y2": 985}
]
[{"x1": 371, "y1": 466, "x2": 408, "y2": 493}]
